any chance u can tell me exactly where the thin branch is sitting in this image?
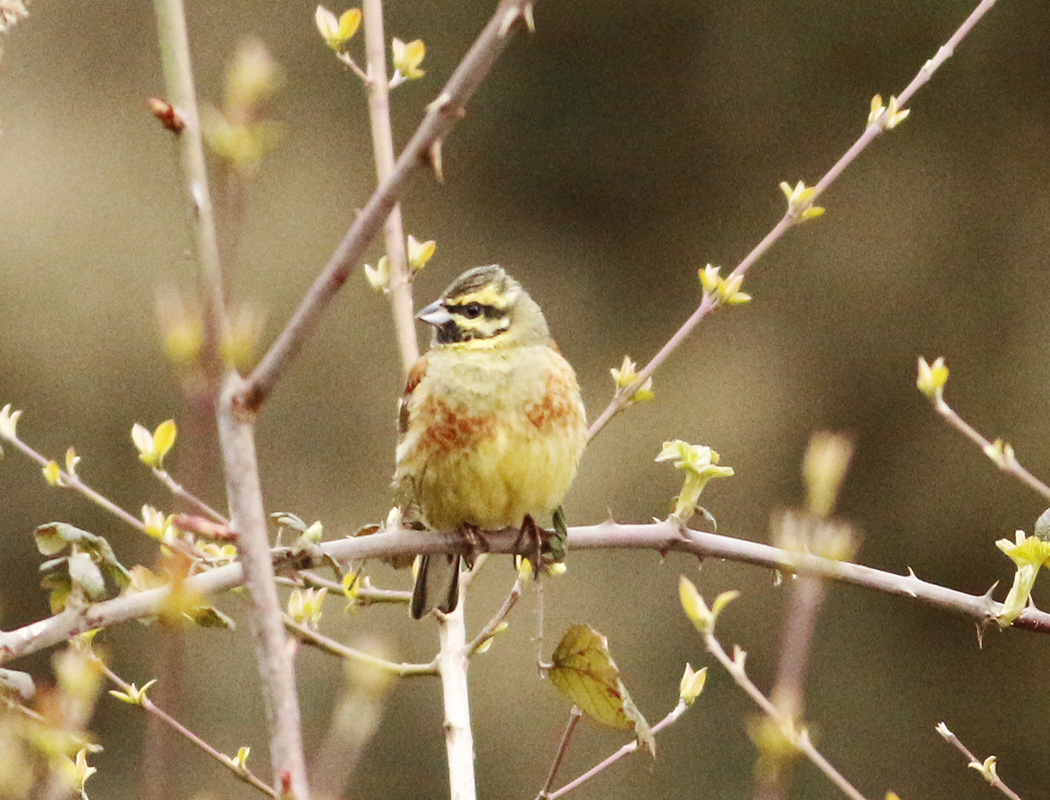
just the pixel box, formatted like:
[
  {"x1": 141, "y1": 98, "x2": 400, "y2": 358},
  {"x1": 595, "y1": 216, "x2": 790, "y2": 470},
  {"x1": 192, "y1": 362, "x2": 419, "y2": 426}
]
[
  {"x1": 704, "y1": 632, "x2": 870, "y2": 800},
  {"x1": 285, "y1": 617, "x2": 437, "y2": 677},
  {"x1": 6, "y1": 520, "x2": 1050, "y2": 665},
  {"x1": 362, "y1": 0, "x2": 419, "y2": 376},
  {"x1": 151, "y1": 0, "x2": 227, "y2": 370},
  {"x1": 936, "y1": 722, "x2": 1023, "y2": 800},
  {"x1": 932, "y1": 396, "x2": 1050, "y2": 503},
  {"x1": 153, "y1": 467, "x2": 229, "y2": 524},
  {"x1": 239, "y1": 0, "x2": 537, "y2": 411},
  {"x1": 99, "y1": 662, "x2": 277, "y2": 799},
  {"x1": 288, "y1": 571, "x2": 412, "y2": 605},
  {"x1": 546, "y1": 702, "x2": 688, "y2": 800},
  {"x1": 537, "y1": 707, "x2": 581, "y2": 799},
  {"x1": 587, "y1": 0, "x2": 999, "y2": 441},
  {"x1": 467, "y1": 577, "x2": 522, "y2": 655},
  {"x1": 0, "y1": 430, "x2": 147, "y2": 534},
  {"x1": 217, "y1": 374, "x2": 310, "y2": 799},
  {"x1": 754, "y1": 574, "x2": 827, "y2": 800}
]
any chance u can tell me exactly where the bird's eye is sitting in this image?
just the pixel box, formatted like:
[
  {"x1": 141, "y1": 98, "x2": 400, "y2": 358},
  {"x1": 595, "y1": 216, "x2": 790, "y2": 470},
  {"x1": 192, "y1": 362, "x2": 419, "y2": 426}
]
[{"x1": 463, "y1": 302, "x2": 482, "y2": 319}]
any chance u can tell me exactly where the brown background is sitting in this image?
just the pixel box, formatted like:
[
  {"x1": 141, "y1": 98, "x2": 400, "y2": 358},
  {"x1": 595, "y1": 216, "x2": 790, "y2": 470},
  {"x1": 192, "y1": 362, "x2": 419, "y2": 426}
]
[{"x1": 3, "y1": 1, "x2": 1050, "y2": 798}]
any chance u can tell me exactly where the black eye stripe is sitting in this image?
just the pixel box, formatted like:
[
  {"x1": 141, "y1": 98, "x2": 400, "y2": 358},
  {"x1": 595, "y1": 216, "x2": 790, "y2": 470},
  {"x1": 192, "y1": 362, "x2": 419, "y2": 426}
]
[
  {"x1": 447, "y1": 301, "x2": 505, "y2": 321},
  {"x1": 434, "y1": 319, "x2": 510, "y2": 344}
]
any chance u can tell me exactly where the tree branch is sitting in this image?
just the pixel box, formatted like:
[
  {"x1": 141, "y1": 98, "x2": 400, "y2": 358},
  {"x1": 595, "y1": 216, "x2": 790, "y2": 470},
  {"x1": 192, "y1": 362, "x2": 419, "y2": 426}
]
[
  {"x1": 4, "y1": 521, "x2": 1046, "y2": 666},
  {"x1": 362, "y1": 0, "x2": 419, "y2": 376},
  {"x1": 587, "y1": 0, "x2": 999, "y2": 440},
  {"x1": 100, "y1": 662, "x2": 277, "y2": 799},
  {"x1": 151, "y1": 0, "x2": 227, "y2": 369},
  {"x1": 240, "y1": 0, "x2": 537, "y2": 411},
  {"x1": 217, "y1": 374, "x2": 310, "y2": 799}
]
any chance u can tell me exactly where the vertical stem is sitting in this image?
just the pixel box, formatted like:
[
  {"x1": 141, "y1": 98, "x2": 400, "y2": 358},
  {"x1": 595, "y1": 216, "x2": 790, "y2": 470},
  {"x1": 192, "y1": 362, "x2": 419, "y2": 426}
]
[
  {"x1": 437, "y1": 602, "x2": 476, "y2": 800},
  {"x1": 754, "y1": 574, "x2": 826, "y2": 800},
  {"x1": 152, "y1": 0, "x2": 228, "y2": 367},
  {"x1": 218, "y1": 374, "x2": 310, "y2": 799},
  {"x1": 362, "y1": 0, "x2": 419, "y2": 376},
  {"x1": 361, "y1": 3, "x2": 471, "y2": 797}
]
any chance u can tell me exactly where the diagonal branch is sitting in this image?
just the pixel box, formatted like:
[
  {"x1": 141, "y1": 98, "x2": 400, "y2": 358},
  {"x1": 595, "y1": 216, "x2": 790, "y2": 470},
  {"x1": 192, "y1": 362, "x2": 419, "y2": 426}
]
[
  {"x1": 240, "y1": 0, "x2": 537, "y2": 412},
  {"x1": 586, "y1": 0, "x2": 999, "y2": 440}
]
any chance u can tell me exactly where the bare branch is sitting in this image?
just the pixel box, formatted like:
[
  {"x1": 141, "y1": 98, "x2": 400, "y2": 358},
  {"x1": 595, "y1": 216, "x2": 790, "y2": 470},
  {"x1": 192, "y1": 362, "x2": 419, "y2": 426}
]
[
  {"x1": 285, "y1": 617, "x2": 437, "y2": 677},
  {"x1": 240, "y1": 0, "x2": 537, "y2": 411},
  {"x1": 546, "y1": 702, "x2": 688, "y2": 799},
  {"x1": 4, "y1": 520, "x2": 1047, "y2": 666},
  {"x1": 704, "y1": 630, "x2": 871, "y2": 800},
  {"x1": 936, "y1": 722, "x2": 1023, "y2": 800},
  {"x1": 99, "y1": 661, "x2": 277, "y2": 799},
  {"x1": 217, "y1": 374, "x2": 310, "y2": 798},
  {"x1": 362, "y1": 0, "x2": 419, "y2": 376},
  {"x1": 467, "y1": 578, "x2": 522, "y2": 656},
  {"x1": 151, "y1": 0, "x2": 227, "y2": 370},
  {"x1": 587, "y1": 0, "x2": 1000, "y2": 441}
]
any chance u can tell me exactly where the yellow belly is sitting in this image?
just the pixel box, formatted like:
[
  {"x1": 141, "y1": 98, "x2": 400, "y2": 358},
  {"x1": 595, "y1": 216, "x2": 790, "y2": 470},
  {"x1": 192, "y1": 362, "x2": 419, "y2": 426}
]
[
  {"x1": 413, "y1": 421, "x2": 582, "y2": 530},
  {"x1": 395, "y1": 340, "x2": 586, "y2": 531}
]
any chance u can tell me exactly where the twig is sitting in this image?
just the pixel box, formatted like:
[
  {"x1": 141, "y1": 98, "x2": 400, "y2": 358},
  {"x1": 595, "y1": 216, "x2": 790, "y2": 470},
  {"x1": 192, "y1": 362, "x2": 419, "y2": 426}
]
[
  {"x1": 286, "y1": 571, "x2": 412, "y2": 604},
  {"x1": 285, "y1": 616, "x2": 437, "y2": 677},
  {"x1": 7, "y1": 520, "x2": 1050, "y2": 665},
  {"x1": 704, "y1": 632, "x2": 870, "y2": 800},
  {"x1": 467, "y1": 577, "x2": 522, "y2": 655},
  {"x1": 537, "y1": 707, "x2": 582, "y2": 799},
  {"x1": 587, "y1": 0, "x2": 999, "y2": 441},
  {"x1": 936, "y1": 723, "x2": 1023, "y2": 800},
  {"x1": 437, "y1": 601, "x2": 476, "y2": 800},
  {"x1": 239, "y1": 0, "x2": 537, "y2": 412},
  {"x1": 932, "y1": 395, "x2": 1050, "y2": 503},
  {"x1": 99, "y1": 662, "x2": 277, "y2": 799},
  {"x1": 0, "y1": 430, "x2": 148, "y2": 534},
  {"x1": 153, "y1": 467, "x2": 229, "y2": 524},
  {"x1": 546, "y1": 701, "x2": 689, "y2": 799},
  {"x1": 362, "y1": 0, "x2": 419, "y2": 375},
  {"x1": 151, "y1": 0, "x2": 227, "y2": 371},
  {"x1": 217, "y1": 374, "x2": 310, "y2": 799},
  {"x1": 754, "y1": 574, "x2": 827, "y2": 800}
]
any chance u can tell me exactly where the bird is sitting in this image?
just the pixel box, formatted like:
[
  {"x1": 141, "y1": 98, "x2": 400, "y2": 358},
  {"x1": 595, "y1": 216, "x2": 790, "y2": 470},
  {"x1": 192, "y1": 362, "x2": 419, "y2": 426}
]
[{"x1": 393, "y1": 265, "x2": 588, "y2": 618}]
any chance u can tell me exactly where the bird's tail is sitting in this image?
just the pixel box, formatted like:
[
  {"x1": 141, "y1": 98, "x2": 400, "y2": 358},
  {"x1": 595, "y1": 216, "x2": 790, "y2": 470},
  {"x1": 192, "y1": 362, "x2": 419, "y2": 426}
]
[{"x1": 411, "y1": 554, "x2": 461, "y2": 619}]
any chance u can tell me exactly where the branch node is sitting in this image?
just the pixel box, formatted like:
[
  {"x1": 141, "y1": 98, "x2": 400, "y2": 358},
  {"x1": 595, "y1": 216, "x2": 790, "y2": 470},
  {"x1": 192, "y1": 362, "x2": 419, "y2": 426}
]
[{"x1": 427, "y1": 91, "x2": 453, "y2": 114}]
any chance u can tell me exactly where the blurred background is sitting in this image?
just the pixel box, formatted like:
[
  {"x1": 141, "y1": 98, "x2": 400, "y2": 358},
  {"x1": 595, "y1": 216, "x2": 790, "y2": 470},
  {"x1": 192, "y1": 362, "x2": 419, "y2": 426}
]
[{"x1": 3, "y1": 0, "x2": 1050, "y2": 797}]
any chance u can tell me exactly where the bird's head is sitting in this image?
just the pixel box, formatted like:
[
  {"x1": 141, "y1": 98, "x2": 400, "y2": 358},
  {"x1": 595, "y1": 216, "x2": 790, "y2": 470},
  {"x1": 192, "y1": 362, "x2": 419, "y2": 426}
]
[{"x1": 417, "y1": 265, "x2": 549, "y2": 349}]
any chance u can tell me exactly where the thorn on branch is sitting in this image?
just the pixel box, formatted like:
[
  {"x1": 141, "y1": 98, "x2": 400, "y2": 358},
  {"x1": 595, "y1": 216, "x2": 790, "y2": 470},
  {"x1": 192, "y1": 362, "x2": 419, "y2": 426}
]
[
  {"x1": 427, "y1": 91, "x2": 453, "y2": 114},
  {"x1": 523, "y1": 3, "x2": 536, "y2": 33},
  {"x1": 429, "y1": 139, "x2": 445, "y2": 182},
  {"x1": 499, "y1": 5, "x2": 527, "y2": 37}
]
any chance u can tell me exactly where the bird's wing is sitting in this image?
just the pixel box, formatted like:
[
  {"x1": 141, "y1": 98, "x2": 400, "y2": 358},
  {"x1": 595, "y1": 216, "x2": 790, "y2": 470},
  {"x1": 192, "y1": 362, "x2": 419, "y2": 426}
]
[{"x1": 398, "y1": 352, "x2": 429, "y2": 438}]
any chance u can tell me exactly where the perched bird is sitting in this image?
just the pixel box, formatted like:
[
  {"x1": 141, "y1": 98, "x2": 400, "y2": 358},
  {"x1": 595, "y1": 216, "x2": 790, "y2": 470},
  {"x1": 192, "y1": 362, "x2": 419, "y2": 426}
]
[{"x1": 394, "y1": 265, "x2": 587, "y2": 618}]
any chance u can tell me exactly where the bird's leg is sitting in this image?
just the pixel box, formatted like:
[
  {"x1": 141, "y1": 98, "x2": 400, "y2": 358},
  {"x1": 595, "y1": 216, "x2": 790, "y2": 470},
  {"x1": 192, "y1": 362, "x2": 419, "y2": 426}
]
[
  {"x1": 513, "y1": 514, "x2": 544, "y2": 577},
  {"x1": 458, "y1": 522, "x2": 487, "y2": 571}
]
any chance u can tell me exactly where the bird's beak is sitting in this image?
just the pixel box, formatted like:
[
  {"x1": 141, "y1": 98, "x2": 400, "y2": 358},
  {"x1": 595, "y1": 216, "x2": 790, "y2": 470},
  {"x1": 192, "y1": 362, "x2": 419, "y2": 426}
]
[{"x1": 416, "y1": 300, "x2": 452, "y2": 326}]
